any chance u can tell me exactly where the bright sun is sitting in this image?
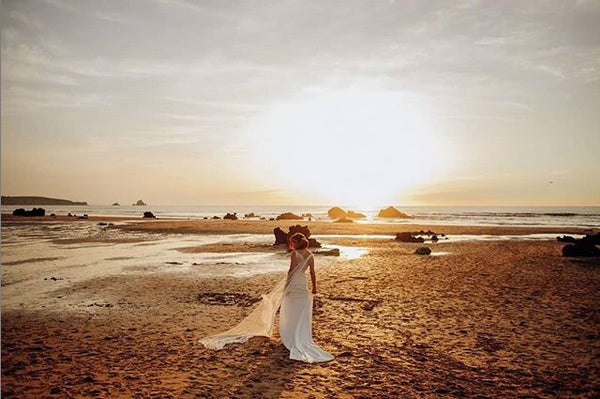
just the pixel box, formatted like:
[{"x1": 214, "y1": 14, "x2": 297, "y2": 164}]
[{"x1": 246, "y1": 86, "x2": 443, "y2": 207}]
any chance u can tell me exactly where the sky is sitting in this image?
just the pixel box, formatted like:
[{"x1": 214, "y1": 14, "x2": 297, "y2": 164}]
[{"x1": 2, "y1": 0, "x2": 599, "y2": 207}]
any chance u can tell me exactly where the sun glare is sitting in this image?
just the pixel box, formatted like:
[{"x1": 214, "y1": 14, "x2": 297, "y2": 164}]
[{"x1": 246, "y1": 86, "x2": 443, "y2": 206}]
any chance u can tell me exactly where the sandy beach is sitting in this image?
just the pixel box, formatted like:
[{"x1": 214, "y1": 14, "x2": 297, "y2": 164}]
[{"x1": 2, "y1": 216, "x2": 599, "y2": 398}]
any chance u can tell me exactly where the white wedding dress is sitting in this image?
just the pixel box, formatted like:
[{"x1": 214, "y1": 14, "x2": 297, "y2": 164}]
[
  {"x1": 200, "y1": 250, "x2": 333, "y2": 363},
  {"x1": 279, "y1": 251, "x2": 334, "y2": 363}
]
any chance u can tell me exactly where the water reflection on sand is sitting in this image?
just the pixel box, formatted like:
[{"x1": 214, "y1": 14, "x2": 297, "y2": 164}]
[{"x1": 1, "y1": 222, "x2": 366, "y2": 311}]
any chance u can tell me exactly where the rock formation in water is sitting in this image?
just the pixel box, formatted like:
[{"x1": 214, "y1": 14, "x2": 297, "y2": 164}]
[
  {"x1": 275, "y1": 212, "x2": 303, "y2": 220},
  {"x1": 378, "y1": 206, "x2": 411, "y2": 218},
  {"x1": 12, "y1": 208, "x2": 46, "y2": 217}
]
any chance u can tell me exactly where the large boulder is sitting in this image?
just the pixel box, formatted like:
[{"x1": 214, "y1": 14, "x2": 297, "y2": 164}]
[
  {"x1": 276, "y1": 212, "x2": 303, "y2": 220},
  {"x1": 327, "y1": 207, "x2": 347, "y2": 219},
  {"x1": 143, "y1": 211, "x2": 156, "y2": 218},
  {"x1": 273, "y1": 227, "x2": 288, "y2": 245},
  {"x1": 378, "y1": 206, "x2": 411, "y2": 218},
  {"x1": 273, "y1": 225, "x2": 321, "y2": 248},
  {"x1": 133, "y1": 199, "x2": 146, "y2": 206},
  {"x1": 561, "y1": 233, "x2": 600, "y2": 257},
  {"x1": 395, "y1": 232, "x2": 425, "y2": 243},
  {"x1": 12, "y1": 208, "x2": 45, "y2": 217}
]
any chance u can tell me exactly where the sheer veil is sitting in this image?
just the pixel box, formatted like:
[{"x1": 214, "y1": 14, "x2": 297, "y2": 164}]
[{"x1": 200, "y1": 254, "x2": 312, "y2": 350}]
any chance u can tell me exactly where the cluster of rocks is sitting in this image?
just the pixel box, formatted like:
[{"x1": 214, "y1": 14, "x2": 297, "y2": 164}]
[
  {"x1": 224, "y1": 212, "x2": 238, "y2": 220},
  {"x1": 395, "y1": 230, "x2": 446, "y2": 243},
  {"x1": 394, "y1": 230, "x2": 447, "y2": 256},
  {"x1": 12, "y1": 208, "x2": 45, "y2": 217},
  {"x1": 327, "y1": 207, "x2": 366, "y2": 221},
  {"x1": 557, "y1": 233, "x2": 600, "y2": 257},
  {"x1": 143, "y1": 211, "x2": 156, "y2": 219},
  {"x1": 67, "y1": 213, "x2": 88, "y2": 219},
  {"x1": 273, "y1": 225, "x2": 321, "y2": 248}
]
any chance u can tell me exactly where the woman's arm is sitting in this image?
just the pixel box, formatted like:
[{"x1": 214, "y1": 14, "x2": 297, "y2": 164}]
[{"x1": 309, "y1": 257, "x2": 317, "y2": 294}]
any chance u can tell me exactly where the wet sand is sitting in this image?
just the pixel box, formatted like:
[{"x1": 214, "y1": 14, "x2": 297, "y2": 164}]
[{"x1": 2, "y1": 218, "x2": 599, "y2": 398}]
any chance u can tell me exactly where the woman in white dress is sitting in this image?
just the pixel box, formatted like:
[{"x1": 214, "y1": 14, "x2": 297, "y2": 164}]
[
  {"x1": 280, "y1": 233, "x2": 334, "y2": 363},
  {"x1": 199, "y1": 232, "x2": 333, "y2": 363}
]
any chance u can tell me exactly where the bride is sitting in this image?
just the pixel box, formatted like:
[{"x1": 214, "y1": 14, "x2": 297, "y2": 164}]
[{"x1": 200, "y1": 232, "x2": 334, "y2": 363}]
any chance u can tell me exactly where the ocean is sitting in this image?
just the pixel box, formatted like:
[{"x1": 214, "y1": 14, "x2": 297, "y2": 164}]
[{"x1": 2, "y1": 204, "x2": 599, "y2": 228}]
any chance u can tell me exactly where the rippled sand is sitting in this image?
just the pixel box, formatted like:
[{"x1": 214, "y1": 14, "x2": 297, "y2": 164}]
[{"x1": 1, "y1": 217, "x2": 599, "y2": 398}]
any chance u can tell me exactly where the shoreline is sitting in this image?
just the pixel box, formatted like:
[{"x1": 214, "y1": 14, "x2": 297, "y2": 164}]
[
  {"x1": 1, "y1": 213, "x2": 592, "y2": 236},
  {"x1": 2, "y1": 216, "x2": 599, "y2": 397}
]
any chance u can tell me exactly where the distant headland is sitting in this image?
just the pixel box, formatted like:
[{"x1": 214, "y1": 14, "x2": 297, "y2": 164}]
[{"x1": 1, "y1": 196, "x2": 88, "y2": 206}]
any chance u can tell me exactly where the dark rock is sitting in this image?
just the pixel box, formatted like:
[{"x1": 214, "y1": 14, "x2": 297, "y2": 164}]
[
  {"x1": 112, "y1": 202, "x2": 120, "y2": 206},
  {"x1": 557, "y1": 235, "x2": 576, "y2": 243},
  {"x1": 308, "y1": 238, "x2": 321, "y2": 248},
  {"x1": 12, "y1": 207, "x2": 46, "y2": 217},
  {"x1": 143, "y1": 211, "x2": 156, "y2": 218},
  {"x1": 562, "y1": 233, "x2": 600, "y2": 257},
  {"x1": 583, "y1": 233, "x2": 600, "y2": 245},
  {"x1": 273, "y1": 225, "x2": 321, "y2": 248},
  {"x1": 276, "y1": 212, "x2": 303, "y2": 220},
  {"x1": 415, "y1": 246, "x2": 432, "y2": 255},
  {"x1": 212, "y1": 216, "x2": 221, "y2": 219},
  {"x1": 273, "y1": 227, "x2": 288, "y2": 245},
  {"x1": 224, "y1": 212, "x2": 238, "y2": 220},
  {"x1": 378, "y1": 206, "x2": 411, "y2": 218},
  {"x1": 431, "y1": 235, "x2": 439, "y2": 242},
  {"x1": 395, "y1": 232, "x2": 425, "y2": 243},
  {"x1": 77, "y1": 214, "x2": 88, "y2": 219},
  {"x1": 327, "y1": 207, "x2": 347, "y2": 219},
  {"x1": 50, "y1": 213, "x2": 56, "y2": 217},
  {"x1": 244, "y1": 212, "x2": 258, "y2": 218},
  {"x1": 98, "y1": 222, "x2": 108, "y2": 226},
  {"x1": 133, "y1": 199, "x2": 146, "y2": 206}
]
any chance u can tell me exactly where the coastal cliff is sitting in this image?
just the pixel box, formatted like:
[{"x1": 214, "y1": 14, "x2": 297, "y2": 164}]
[{"x1": 1, "y1": 196, "x2": 88, "y2": 206}]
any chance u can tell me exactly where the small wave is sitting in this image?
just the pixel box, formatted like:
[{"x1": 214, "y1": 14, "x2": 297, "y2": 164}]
[{"x1": 542, "y1": 213, "x2": 578, "y2": 217}]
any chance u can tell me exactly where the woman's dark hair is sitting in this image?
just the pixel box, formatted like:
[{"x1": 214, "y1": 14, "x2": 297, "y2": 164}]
[{"x1": 289, "y1": 232, "x2": 309, "y2": 250}]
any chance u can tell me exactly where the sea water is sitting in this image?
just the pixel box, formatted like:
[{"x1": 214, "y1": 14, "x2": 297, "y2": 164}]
[{"x1": 2, "y1": 204, "x2": 599, "y2": 228}]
